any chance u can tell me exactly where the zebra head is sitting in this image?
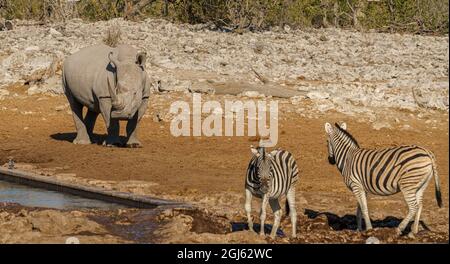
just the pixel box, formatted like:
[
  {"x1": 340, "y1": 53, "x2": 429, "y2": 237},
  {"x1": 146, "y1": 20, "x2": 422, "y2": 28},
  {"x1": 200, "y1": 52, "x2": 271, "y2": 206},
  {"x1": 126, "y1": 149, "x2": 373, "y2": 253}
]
[
  {"x1": 324, "y1": 122, "x2": 348, "y2": 165},
  {"x1": 250, "y1": 145, "x2": 275, "y2": 194},
  {"x1": 327, "y1": 139, "x2": 336, "y2": 165}
]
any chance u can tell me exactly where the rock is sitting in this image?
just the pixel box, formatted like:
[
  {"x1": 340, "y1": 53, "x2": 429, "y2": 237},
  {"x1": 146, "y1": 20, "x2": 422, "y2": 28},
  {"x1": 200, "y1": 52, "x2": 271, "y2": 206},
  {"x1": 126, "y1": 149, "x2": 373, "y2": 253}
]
[
  {"x1": 254, "y1": 42, "x2": 265, "y2": 54},
  {"x1": 0, "y1": 89, "x2": 9, "y2": 99},
  {"x1": 39, "y1": 76, "x2": 63, "y2": 94},
  {"x1": 372, "y1": 121, "x2": 391, "y2": 130},
  {"x1": 188, "y1": 82, "x2": 215, "y2": 94},
  {"x1": 412, "y1": 87, "x2": 448, "y2": 110},
  {"x1": 0, "y1": 52, "x2": 60, "y2": 87},
  {"x1": 0, "y1": 20, "x2": 13, "y2": 31},
  {"x1": 4, "y1": 21, "x2": 13, "y2": 31},
  {"x1": 183, "y1": 45, "x2": 195, "y2": 53},
  {"x1": 48, "y1": 28, "x2": 62, "y2": 37},
  {"x1": 65, "y1": 237, "x2": 80, "y2": 244},
  {"x1": 366, "y1": 236, "x2": 380, "y2": 244},
  {"x1": 290, "y1": 95, "x2": 305, "y2": 105},
  {"x1": 306, "y1": 91, "x2": 330, "y2": 100},
  {"x1": 27, "y1": 85, "x2": 40, "y2": 96},
  {"x1": 400, "y1": 124, "x2": 412, "y2": 130},
  {"x1": 25, "y1": 46, "x2": 40, "y2": 52},
  {"x1": 55, "y1": 105, "x2": 66, "y2": 111},
  {"x1": 315, "y1": 100, "x2": 334, "y2": 112},
  {"x1": 240, "y1": 91, "x2": 263, "y2": 98},
  {"x1": 193, "y1": 38, "x2": 203, "y2": 45},
  {"x1": 27, "y1": 76, "x2": 62, "y2": 95},
  {"x1": 319, "y1": 35, "x2": 328, "y2": 41}
]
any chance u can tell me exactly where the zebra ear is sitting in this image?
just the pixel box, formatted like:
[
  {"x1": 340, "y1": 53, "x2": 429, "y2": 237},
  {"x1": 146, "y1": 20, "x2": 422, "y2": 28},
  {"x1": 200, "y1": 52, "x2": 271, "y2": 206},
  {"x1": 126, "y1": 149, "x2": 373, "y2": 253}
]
[
  {"x1": 325, "y1": 122, "x2": 333, "y2": 134},
  {"x1": 251, "y1": 146, "x2": 259, "y2": 156},
  {"x1": 340, "y1": 122, "x2": 347, "y2": 130}
]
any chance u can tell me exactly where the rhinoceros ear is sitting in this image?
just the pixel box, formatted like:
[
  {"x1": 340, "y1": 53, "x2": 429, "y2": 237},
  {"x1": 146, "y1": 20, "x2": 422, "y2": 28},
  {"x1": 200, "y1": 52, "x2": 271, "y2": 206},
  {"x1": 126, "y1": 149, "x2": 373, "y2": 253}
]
[
  {"x1": 109, "y1": 52, "x2": 119, "y2": 68},
  {"x1": 136, "y1": 52, "x2": 147, "y2": 69}
]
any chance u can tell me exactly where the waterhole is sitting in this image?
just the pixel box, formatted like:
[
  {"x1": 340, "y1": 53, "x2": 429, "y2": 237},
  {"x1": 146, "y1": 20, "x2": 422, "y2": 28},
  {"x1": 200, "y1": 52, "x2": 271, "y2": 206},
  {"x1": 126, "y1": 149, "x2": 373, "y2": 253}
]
[{"x1": 0, "y1": 180, "x2": 127, "y2": 210}]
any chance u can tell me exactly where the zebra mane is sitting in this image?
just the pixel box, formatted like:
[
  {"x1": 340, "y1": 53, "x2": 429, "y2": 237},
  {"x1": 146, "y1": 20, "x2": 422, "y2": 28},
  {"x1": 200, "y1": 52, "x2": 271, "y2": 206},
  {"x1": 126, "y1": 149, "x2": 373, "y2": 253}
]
[
  {"x1": 334, "y1": 123, "x2": 360, "y2": 148},
  {"x1": 258, "y1": 147, "x2": 266, "y2": 161}
]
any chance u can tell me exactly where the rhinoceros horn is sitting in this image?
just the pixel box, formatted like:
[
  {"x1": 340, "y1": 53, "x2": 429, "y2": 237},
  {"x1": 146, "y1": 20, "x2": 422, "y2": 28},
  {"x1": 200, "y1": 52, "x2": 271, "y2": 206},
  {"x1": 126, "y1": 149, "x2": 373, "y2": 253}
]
[{"x1": 107, "y1": 77, "x2": 124, "y2": 110}]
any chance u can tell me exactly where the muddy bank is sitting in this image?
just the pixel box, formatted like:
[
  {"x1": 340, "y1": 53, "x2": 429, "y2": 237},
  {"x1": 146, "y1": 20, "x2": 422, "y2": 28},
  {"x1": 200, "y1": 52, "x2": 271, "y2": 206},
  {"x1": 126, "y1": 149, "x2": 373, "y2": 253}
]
[
  {"x1": 154, "y1": 207, "x2": 448, "y2": 244},
  {"x1": 1, "y1": 198, "x2": 447, "y2": 244},
  {"x1": 0, "y1": 202, "x2": 164, "y2": 243}
]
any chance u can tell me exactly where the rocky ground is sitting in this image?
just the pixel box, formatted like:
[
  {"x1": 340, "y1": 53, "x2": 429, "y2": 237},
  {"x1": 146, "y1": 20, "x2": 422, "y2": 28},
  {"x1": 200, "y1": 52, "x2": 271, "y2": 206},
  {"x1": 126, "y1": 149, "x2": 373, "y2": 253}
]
[
  {"x1": 0, "y1": 19, "x2": 448, "y2": 244},
  {"x1": 0, "y1": 18, "x2": 448, "y2": 112}
]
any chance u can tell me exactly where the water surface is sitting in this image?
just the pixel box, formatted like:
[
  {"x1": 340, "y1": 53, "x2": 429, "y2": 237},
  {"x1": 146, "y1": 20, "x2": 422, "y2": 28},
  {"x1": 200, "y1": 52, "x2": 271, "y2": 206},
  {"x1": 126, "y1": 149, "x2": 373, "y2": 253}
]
[{"x1": 0, "y1": 180, "x2": 126, "y2": 210}]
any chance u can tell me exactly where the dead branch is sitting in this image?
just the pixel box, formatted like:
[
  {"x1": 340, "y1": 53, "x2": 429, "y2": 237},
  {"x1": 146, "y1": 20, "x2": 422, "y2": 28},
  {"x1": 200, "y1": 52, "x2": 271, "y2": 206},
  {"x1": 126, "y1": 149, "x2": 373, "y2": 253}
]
[
  {"x1": 124, "y1": 0, "x2": 156, "y2": 20},
  {"x1": 250, "y1": 66, "x2": 269, "y2": 84}
]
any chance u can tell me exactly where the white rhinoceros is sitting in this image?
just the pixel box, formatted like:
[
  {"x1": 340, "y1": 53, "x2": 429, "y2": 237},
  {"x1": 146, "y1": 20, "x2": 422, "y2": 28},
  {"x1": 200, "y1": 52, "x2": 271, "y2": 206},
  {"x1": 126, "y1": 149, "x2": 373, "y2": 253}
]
[{"x1": 62, "y1": 44, "x2": 151, "y2": 147}]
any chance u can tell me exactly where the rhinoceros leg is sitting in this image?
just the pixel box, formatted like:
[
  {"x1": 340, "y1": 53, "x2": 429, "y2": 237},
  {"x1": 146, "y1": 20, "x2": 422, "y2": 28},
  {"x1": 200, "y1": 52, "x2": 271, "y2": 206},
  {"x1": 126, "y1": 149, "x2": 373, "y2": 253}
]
[
  {"x1": 84, "y1": 110, "x2": 99, "y2": 142},
  {"x1": 125, "y1": 98, "x2": 148, "y2": 148},
  {"x1": 66, "y1": 92, "x2": 91, "y2": 145},
  {"x1": 99, "y1": 98, "x2": 121, "y2": 147}
]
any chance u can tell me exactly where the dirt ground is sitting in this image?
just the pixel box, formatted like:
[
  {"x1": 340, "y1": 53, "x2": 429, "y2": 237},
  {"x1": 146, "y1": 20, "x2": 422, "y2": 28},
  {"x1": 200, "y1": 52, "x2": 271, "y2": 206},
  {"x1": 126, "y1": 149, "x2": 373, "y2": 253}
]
[{"x1": 0, "y1": 85, "x2": 448, "y2": 244}]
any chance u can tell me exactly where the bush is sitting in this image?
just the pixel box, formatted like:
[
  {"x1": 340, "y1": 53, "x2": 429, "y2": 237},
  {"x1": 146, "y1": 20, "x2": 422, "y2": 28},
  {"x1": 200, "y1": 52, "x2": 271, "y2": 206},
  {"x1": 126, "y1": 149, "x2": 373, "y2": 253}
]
[{"x1": 0, "y1": 0, "x2": 447, "y2": 34}]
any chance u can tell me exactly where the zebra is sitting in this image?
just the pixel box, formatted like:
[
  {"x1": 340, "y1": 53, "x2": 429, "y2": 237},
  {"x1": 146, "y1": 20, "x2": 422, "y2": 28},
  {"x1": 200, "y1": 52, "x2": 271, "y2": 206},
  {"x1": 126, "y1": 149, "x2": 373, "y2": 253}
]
[
  {"x1": 325, "y1": 122, "x2": 443, "y2": 236},
  {"x1": 245, "y1": 145, "x2": 299, "y2": 238}
]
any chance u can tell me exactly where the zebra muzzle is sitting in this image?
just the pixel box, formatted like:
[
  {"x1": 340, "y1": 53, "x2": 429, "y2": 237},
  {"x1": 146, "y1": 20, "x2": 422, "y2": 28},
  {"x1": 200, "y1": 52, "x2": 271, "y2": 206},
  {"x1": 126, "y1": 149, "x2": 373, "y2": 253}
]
[{"x1": 328, "y1": 156, "x2": 336, "y2": 165}]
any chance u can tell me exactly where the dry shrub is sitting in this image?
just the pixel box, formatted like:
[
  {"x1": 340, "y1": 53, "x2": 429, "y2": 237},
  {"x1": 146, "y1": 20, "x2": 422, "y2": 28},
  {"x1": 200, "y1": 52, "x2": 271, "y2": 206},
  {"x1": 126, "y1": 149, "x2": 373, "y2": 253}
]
[
  {"x1": 0, "y1": 0, "x2": 447, "y2": 34},
  {"x1": 103, "y1": 26, "x2": 122, "y2": 47}
]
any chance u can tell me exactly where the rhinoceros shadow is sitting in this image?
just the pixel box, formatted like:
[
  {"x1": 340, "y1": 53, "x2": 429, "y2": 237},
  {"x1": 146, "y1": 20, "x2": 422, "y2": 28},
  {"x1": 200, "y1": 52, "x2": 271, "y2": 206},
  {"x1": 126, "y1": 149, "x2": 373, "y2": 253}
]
[{"x1": 50, "y1": 132, "x2": 127, "y2": 146}]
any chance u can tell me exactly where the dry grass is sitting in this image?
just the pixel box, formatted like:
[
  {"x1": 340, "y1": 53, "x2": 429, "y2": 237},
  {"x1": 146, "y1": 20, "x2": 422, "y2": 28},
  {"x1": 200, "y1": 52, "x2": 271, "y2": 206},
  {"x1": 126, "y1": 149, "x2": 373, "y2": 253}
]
[{"x1": 103, "y1": 26, "x2": 122, "y2": 47}]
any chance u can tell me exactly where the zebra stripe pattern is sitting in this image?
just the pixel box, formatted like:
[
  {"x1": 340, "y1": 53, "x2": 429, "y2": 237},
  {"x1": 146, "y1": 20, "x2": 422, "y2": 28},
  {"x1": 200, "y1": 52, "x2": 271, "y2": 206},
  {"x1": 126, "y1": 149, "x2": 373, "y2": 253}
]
[
  {"x1": 325, "y1": 122, "x2": 442, "y2": 235},
  {"x1": 245, "y1": 146, "x2": 299, "y2": 238}
]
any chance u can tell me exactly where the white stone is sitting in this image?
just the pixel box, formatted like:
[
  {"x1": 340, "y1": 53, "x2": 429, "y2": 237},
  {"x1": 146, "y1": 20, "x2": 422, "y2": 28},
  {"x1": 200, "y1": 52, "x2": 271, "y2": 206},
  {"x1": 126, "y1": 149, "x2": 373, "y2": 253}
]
[
  {"x1": 240, "y1": 91, "x2": 262, "y2": 98},
  {"x1": 25, "y1": 46, "x2": 40, "y2": 52},
  {"x1": 372, "y1": 121, "x2": 391, "y2": 130},
  {"x1": 49, "y1": 28, "x2": 63, "y2": 37},
  {"x1": 366, "y1": 236, "x2": 380, "y2": 244},
  {"x1": 306, "y1": 91, "x2": 330, "y2": 100}
]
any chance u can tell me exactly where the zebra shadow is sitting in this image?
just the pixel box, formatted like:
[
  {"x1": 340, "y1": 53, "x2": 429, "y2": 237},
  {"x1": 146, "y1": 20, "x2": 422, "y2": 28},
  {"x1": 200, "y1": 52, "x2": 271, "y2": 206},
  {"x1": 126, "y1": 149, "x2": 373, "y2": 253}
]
[
  {"x1": 231, "y1": 222, "x2": 285, "y2": 237},
  {"x1": 304, "y1": 209, "x2": 430, "y2": 233}
]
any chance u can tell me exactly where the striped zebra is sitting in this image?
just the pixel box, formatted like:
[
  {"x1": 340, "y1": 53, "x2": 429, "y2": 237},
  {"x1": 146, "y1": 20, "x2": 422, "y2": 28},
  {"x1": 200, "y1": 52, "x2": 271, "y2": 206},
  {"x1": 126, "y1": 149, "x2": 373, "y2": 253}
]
[
  {"x1": 245, "y1": 146, "x2": 299, "y2": 238},
  {"x1": 325, "y1": 122, "x2": 443, "y2": 235}
]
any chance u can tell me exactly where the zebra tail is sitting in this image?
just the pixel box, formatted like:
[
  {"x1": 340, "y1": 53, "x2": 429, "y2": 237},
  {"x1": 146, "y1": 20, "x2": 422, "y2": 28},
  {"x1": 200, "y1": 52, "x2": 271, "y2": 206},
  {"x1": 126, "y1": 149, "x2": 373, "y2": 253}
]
[
  {"x1": 285, "y1": 200, "x2": 290, "y2": 216},
  {"x1": 429, "y1": 150, "x2": 443, "y2": 208}
]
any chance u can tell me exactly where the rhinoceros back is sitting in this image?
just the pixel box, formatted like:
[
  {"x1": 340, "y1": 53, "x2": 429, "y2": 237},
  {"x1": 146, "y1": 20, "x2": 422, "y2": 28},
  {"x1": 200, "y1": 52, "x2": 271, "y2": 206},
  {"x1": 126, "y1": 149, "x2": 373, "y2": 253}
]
[{"x1": 63, "y1": 44, "x2": 114, "y2": 110}]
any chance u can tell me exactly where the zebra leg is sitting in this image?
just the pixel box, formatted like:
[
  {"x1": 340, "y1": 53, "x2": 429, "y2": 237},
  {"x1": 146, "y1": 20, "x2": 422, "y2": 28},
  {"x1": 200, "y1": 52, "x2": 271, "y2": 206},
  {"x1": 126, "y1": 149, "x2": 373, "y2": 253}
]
[
  {"x1": 355, "y1": 189, "x2": 372, "y2": 230},
  {"x1": 286, "y1": 187, "x2": 297, "y2": 238},
  {"x1": 269, "y1": 199, "x2": 282, "y2": 238},
  {"x1": 412, "y1": 203, "x2": 423, "y2": 236},
  {"x1": 244, "y1": 189, "x2": 254, "y2": 231},
  {"x1": 259, "y1": 194, "x2": 269, "y2": 236},
  {"x1": 412, "y1": 178, "x2": 429, "y2": 234},
  {"x1": 356, "y1": 203, "x2": 362, "y2": 231},
  {"x1": 397, "y1": 189, "x2": 419, "y2": 235}
]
